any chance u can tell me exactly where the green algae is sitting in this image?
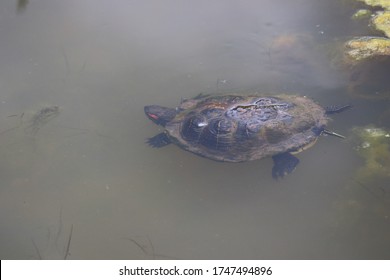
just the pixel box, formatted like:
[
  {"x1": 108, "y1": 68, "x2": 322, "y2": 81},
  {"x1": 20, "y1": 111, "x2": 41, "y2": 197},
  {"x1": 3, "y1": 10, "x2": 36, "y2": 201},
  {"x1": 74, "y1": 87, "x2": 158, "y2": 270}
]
[
  {"x1": 345, "y1": 36, "x2": 390, "y2": 61},
  {"x1": 372, "y1": 11, "x2": 390, "y2": 37},
  {"x1": 356, "y1": 0, "x2": 390, "y2": 10},
  {"x1": 352, "y1": 9, "x2": 372, "y2": 20},
  {"x1": 346, "y1": 0, "x2": 390, "y2": 62},
  {"x1": 351, "y1": 125, "x2": 390, "y2": 183}
]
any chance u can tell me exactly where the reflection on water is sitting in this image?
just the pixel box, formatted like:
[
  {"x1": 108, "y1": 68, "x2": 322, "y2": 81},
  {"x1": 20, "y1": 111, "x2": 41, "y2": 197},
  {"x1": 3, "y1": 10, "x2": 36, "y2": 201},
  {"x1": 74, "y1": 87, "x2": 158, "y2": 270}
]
[{"x1": 0, "y1": 0, "x2": 389, "y2": 259}]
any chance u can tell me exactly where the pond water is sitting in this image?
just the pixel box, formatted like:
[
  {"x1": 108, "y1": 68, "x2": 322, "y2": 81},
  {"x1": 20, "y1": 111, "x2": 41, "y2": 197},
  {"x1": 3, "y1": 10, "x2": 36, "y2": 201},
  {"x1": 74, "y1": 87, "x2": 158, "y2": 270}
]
[{"x1": 0, "y1": 0, "x2": 389, "y2": 259}]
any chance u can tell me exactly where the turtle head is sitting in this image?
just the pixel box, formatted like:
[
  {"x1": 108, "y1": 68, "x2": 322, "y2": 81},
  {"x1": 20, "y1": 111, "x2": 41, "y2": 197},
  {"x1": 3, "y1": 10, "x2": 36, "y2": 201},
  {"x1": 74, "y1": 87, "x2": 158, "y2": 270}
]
[{"x1": 144, "y1": 105, "x2": 177, "y2": 126}]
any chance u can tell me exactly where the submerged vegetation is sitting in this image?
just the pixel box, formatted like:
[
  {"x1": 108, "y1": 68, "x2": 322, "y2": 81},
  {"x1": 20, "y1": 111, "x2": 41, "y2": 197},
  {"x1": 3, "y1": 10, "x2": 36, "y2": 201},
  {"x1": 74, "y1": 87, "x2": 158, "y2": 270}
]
[
  {"x1": 0, "y1": 105, "x2": 60, "y2": 137},
  {"x1": 351, "y1": 126, "x2": 390, "y2": 184},
  {"x1": 31, "y1": 208, "x2": 73, "y2": 260},
  {"x1": 332, "y1": 125, "x2": 390, "y2": 231},
  {"x1": 351, "y1": 9, "x2": 372, "y2": 20}
]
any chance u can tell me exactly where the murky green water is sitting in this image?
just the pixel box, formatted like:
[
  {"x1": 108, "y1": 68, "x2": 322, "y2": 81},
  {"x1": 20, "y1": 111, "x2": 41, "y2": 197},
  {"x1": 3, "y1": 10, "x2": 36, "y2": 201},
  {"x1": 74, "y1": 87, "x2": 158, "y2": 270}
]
[{"x1": 0, "y1": 0, "x2": 389, "y2": 259}]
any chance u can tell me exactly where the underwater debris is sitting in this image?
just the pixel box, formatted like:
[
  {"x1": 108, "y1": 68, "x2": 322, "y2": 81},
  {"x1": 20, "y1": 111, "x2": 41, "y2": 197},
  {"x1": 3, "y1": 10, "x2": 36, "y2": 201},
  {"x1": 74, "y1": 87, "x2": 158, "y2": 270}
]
[
  {"x1": 124, "y1": 236, "x2": 178, "y2": 260},
  {"x1": 31, "y1": 208, "x2": 73, "y2": 260},
  {"x1": 25, "y1": 105, "x2": 59, "y2": 135}
]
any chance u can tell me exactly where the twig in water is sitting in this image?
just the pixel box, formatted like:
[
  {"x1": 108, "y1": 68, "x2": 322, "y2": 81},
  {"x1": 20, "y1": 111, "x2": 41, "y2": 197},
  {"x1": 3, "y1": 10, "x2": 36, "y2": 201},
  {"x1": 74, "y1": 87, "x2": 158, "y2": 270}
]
[
  {"x1": 124, "y1": 237, "x2": 148, "y2": 255},
  {"x1": 64, "y1": 224, "x2": 73, "y2": 260},
  {"x1": 124, "y1": 236, "x2": 179, "y2": 260},
  {"x1": 146, "y1": 235, "x2": 155, "y2": 259},
  {"x1": 31, "y1": 238, "x2": 42, "y2": 260}
]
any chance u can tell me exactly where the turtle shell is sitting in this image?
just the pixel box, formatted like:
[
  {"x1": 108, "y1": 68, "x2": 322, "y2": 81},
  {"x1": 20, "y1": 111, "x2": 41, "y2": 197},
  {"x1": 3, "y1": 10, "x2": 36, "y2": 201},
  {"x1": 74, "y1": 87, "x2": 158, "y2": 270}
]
[{"x1": 165, "y1": 94, "x2": 328, "y2": 162}]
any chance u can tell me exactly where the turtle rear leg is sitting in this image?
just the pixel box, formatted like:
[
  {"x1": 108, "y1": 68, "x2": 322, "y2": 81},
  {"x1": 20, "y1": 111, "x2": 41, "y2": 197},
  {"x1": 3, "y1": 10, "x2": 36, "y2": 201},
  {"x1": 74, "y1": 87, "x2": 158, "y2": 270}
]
[
  {"x1": 146, "y1": 132, "x2": 171, "y2": 148},
  {"x1": 272, "y1": 152, "x2": 300, "y2": 179}
]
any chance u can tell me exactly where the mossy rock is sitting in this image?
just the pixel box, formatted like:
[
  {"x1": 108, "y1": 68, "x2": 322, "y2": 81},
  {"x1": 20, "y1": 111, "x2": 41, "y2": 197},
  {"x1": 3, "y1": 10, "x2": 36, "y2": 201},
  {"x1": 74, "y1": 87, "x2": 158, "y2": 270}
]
[
  {"x1": 356, "y1": 0, "x2": 390, "y2": 10},
  {"x1": 372, "y1": 11, "x2": 390, "y2": 37},
  {"x1": 345, "y1": 36, "x2": 390, "y2": 61}
]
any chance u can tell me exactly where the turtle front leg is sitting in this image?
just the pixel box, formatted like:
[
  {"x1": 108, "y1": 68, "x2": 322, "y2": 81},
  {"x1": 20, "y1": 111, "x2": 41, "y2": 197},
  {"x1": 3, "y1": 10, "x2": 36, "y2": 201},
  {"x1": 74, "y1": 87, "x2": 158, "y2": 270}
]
[
  {"x1": 272, "y1": 152, "x2": 300, "y2": 179},
  {"x1": 146, "y1": 132, "x2": 171, "y2": 148}
]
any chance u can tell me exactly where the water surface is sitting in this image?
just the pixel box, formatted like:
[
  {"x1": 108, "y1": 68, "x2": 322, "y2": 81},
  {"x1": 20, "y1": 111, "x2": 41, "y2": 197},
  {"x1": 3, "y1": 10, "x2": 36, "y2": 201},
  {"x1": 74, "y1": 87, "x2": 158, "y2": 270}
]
[{"x1": 0, "y1": 0, "x2": 389, "y2": 259}]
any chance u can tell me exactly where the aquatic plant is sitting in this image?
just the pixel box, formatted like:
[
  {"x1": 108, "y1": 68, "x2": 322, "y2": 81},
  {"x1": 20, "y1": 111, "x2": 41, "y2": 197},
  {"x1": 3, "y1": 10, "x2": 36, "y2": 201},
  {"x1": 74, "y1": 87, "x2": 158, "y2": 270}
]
[
  {"x1": 351, "y1": 9, "x2": 372, "y2": 20},
  {"x1": 351, "y1": 125, "x2": 390, "y2": 183}
]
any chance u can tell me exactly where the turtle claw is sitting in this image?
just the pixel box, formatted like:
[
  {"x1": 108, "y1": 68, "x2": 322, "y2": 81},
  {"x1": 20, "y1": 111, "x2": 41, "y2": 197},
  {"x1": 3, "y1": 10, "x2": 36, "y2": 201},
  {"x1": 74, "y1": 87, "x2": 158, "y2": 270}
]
[
  {"x1": 272, "y1": 153, "x2": 300, "y2": 179},
  {"x1": 322, "y1": 129, "x2": 346, "y2": 139},
  {"x1": 146, "y1": 133, "x2": 171, "y2": 148}
]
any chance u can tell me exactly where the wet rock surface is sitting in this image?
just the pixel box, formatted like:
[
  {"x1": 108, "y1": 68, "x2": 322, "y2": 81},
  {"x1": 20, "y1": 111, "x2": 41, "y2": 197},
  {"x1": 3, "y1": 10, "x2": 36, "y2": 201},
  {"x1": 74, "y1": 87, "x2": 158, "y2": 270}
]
[
  {"x1": 345, "y1": 36, "x2": 390, "y2": 61},
  {"x1": 372, "y1": 10, "x2": 390, "y2": 37},
  {"x1": 346, "y1": 0, "x2": 390, "y2": 62}
]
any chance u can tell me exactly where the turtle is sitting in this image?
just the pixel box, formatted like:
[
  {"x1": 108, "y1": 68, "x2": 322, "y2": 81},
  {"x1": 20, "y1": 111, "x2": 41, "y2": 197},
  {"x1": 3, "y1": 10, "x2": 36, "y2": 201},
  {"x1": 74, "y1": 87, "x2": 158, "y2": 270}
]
[{"x1": 144, "y1": 94, "x2": 350, "y2": 178}]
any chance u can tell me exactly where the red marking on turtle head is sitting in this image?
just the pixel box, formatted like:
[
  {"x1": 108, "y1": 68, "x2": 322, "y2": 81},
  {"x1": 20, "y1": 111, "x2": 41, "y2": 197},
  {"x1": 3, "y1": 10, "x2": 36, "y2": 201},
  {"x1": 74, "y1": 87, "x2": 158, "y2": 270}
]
[{"x1": 148, "y1": 113, "x2": 159, "y2": 120}]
